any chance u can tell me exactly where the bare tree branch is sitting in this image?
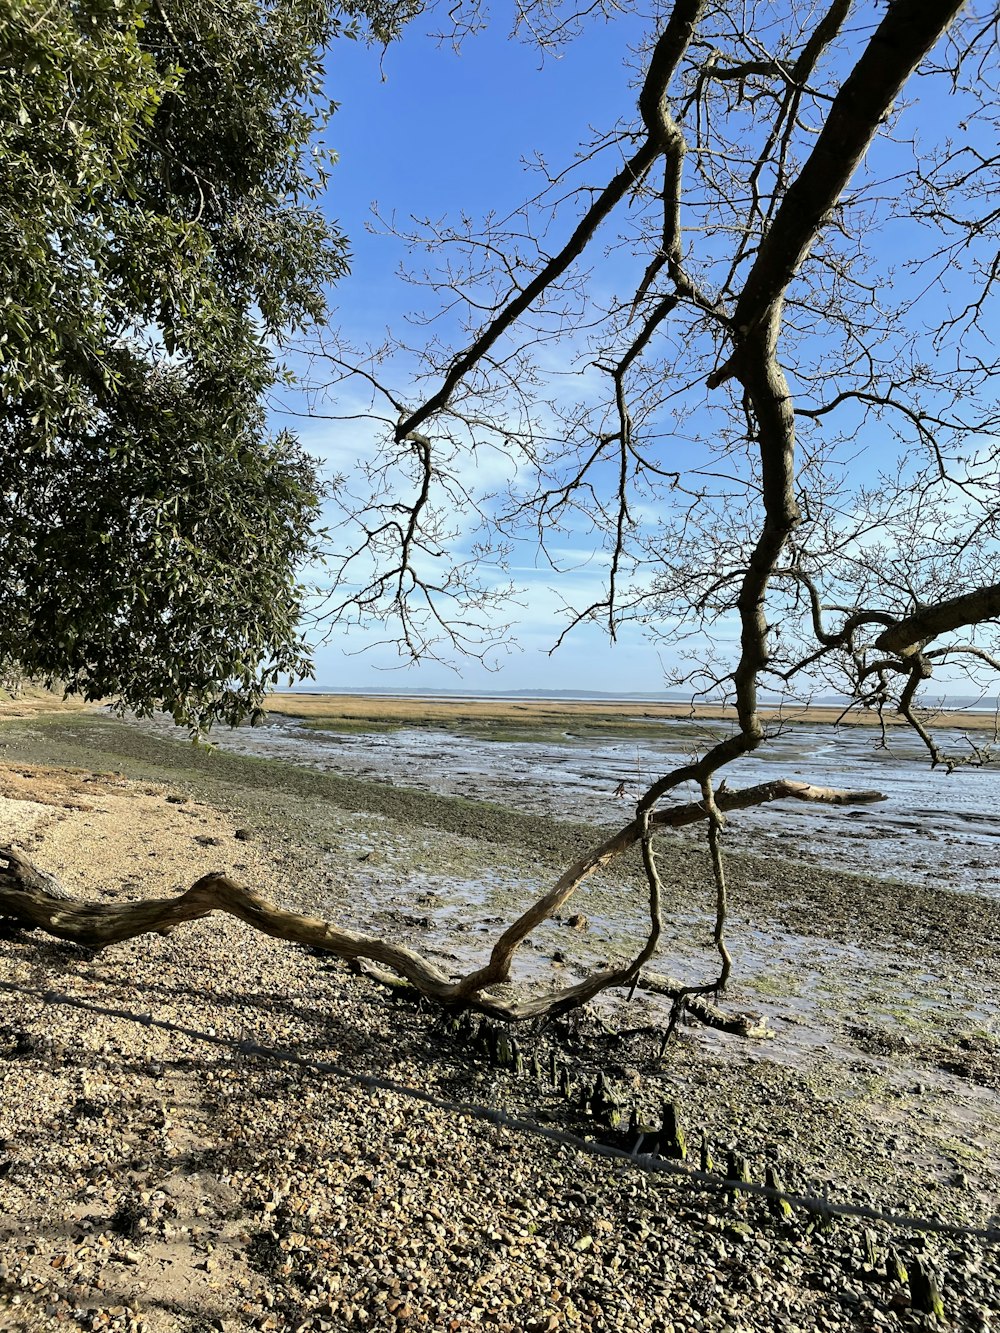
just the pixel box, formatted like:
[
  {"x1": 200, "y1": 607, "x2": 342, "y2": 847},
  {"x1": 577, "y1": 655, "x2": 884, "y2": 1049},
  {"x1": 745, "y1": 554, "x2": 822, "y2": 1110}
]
[{"x1": 1, "y1": 775, "x2": 883, "y2": 1020}]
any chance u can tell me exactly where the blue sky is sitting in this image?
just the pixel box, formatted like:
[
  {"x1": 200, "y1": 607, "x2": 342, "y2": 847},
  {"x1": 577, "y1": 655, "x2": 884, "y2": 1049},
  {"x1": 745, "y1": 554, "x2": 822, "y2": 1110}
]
[
  {"x1": 280, "y1": 12, "x2": 684, "y2": 692},
  {"x1": 271, "y1": 7, "x2": 995, "y2": 700}
]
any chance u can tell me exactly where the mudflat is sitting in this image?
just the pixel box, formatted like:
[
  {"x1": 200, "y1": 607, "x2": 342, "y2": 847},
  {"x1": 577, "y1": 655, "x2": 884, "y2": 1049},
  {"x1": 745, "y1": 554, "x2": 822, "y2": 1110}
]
[
  {"x1": 0, "y1": 710, "x2": 998, "y2": 1333},
  {"x1": 265, "y1": 690, "x2": 1000, "y2": 739}
]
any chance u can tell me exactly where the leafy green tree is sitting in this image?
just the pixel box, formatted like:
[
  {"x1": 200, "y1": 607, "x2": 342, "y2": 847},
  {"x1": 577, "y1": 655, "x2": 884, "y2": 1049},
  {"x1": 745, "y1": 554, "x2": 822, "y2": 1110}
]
[{"x1": 0, "y1": 0, "x2": 412, "y2": 729}]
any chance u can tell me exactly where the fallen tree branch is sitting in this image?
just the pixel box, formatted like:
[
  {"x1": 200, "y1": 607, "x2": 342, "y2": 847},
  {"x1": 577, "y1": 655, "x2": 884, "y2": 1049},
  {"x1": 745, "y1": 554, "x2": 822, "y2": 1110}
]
[
  {"x1": 0, "y1": 777, "x2": 883, "y2": 1023},
  {"x1": 638, "y1": 970, "x2": 774, "y2": 1038},
  {"x1": 0, "y1": 846, "x2": 459, "y2": 989},
  {"x1": 451, "y1": 778, "x2": 884, "y2": 1002}
]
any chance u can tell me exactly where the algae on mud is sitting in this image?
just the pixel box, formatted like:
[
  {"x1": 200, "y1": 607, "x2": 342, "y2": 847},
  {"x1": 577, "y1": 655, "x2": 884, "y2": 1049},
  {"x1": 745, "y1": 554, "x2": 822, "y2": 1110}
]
[
  {"x1": 1, "y1": 710, "x2": 997, "y2": 1065},
  {"x1": 5, "y1": 709, "x2": 1000, "y2": 971}
]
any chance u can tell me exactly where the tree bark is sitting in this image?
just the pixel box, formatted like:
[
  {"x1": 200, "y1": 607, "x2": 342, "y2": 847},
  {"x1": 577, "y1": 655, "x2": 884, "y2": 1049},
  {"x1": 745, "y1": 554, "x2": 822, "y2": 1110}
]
[{"x1": 875, "y1": 583, "x2": 1000, "y2": 657}]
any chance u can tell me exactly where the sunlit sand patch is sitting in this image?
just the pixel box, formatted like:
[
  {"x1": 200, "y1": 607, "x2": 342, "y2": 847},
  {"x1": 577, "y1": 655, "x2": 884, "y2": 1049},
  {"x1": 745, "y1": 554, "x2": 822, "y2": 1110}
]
[{"x1": 0, "y1": 795, "x2": 52, "y2": 846}]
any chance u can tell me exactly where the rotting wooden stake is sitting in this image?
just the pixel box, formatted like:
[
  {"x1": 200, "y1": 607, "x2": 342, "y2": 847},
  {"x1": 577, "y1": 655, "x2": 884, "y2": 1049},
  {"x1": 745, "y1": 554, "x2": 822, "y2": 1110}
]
[
  {"x1": 886, "y1": 1248, "x2": 908, "y2": 1286},
  {"x1": 764, "y1": 1163, "x2": 792, "y2": 1219},
  {"x1": 908, "y1": 1257, "x2": 945, "y2": 1318},
  {"x1": 726, "y1": 1151, "x2": 752, "y2": 1200},
  {"x1": 661, "y1": 1103, "x2": 687, "y2": 1161}
]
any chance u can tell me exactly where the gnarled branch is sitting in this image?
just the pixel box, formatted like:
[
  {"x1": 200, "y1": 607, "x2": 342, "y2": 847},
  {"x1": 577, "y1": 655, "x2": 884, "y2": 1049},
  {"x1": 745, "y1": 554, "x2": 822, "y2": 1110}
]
[{"x1": 0, "y1": 776, "x2": 882, "y2": 1024}]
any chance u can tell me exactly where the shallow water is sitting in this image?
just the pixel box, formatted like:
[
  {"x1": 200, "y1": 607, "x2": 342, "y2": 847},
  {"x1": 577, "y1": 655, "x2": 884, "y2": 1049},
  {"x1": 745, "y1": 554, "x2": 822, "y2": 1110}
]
[{"x1": 134, "y1": 710, "x2": 1000, "y2": 899}]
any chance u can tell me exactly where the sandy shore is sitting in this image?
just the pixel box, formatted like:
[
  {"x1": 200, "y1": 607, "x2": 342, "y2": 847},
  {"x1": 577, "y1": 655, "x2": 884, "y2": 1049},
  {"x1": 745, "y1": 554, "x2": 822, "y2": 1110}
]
[
  {"x1": 0, "y1": 688, "x2": 95, "y2": 723},
  {"x1": 1, "y1": 712, "x2": 998, "y2": 1333},
  {"x1": 265, "y1": 691, "x2": 1000, "y2": 736}
]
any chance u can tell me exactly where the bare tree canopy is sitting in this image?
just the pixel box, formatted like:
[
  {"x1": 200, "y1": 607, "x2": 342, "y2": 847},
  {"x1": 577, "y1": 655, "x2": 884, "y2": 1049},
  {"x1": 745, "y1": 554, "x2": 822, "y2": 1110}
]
[
  {"x1": 232, "y1": 0, "x2": 995, "y2": 1015},
  {"x1": 315, "y1": 0, "x2": 1000, "y2": 769}
]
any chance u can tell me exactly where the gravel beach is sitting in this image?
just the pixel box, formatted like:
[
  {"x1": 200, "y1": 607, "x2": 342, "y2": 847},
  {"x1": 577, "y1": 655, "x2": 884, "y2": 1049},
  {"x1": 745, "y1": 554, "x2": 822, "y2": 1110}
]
[{"x1": 0, "y1": 710, "x2": 998, "y2": 1333}]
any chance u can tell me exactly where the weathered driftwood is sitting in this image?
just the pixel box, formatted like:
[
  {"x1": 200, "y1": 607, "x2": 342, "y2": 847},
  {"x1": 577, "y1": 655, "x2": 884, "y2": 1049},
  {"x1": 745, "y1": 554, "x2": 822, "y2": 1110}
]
[
  {"x1": 638, "y1": 970, "x2": 773, "y2": 1038},
  {"x1": 0, "y1": 777, "x2": 883, "y2": 1023}
]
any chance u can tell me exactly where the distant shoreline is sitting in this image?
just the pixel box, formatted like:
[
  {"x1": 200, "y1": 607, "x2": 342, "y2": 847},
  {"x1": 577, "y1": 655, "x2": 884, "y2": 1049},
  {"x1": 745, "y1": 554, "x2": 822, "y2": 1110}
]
[
  {"x1": 267, "y1": 691, "x2": 1000, "y2": 732},
  {"x1": 2, "y1": 686, "x2": 996, "y2": 734}
]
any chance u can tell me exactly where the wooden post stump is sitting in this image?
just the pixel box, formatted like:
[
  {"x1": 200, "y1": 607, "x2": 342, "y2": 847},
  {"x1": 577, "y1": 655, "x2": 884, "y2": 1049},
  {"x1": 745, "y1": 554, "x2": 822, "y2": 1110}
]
[
  {"x1": 509, "y1": 1036, "x2": 524, "y2": 1076},
  {"x1": 764, "y1": 1163, "x2": 792, "y2": 1219},
  {"x1": 591, "y1": 1073, "x2": 624, "y2": 1130},
  {"x1": 548, "y1": 1048, "x2": 560, "y2": 1088},
  {"x1": 494, "y1": 1032, "x2": 513, "y2": 1068},
  {"x1": 558, "y1": 1063, "x2": 573, "y2": 1100},
  {"x1": 659, "y1": 1103, "x2": 687, "y2": 1161},
  {"x1": 725, "y1": 1150, "x2": 751, "y2": 1201},
  {"x1": 628, "y1": 1108, "x2": 654, "y2": 1156},
  {"x1": 886, "y1": 1248, "x2": 908, "y2": 1286},
  {"x1": 908, "y1": 1257, "x2": 944, "y2": 1318},
  {"x1": 456, "y1": 1012, "x2": 477, "y2": 1044}
]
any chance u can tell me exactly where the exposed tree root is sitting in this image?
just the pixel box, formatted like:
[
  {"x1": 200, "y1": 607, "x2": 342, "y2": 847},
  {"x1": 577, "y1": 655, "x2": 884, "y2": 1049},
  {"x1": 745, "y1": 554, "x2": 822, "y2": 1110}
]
[{"x1": 0, "y1": 778, "x2": 882, "y2": 1024}]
